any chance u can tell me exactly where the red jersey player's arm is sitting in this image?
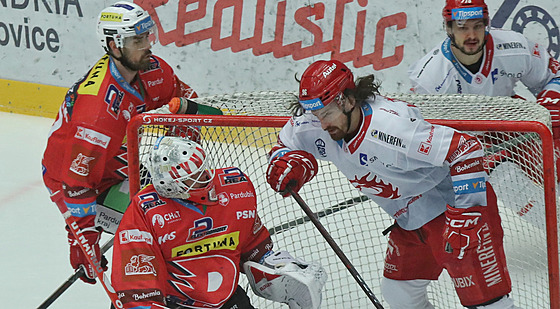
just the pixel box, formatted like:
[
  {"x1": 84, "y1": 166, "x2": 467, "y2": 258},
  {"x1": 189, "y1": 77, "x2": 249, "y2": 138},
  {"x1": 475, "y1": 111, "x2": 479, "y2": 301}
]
[{"x1": 112, "y1": 195, "x2": 167, "y2": 308}]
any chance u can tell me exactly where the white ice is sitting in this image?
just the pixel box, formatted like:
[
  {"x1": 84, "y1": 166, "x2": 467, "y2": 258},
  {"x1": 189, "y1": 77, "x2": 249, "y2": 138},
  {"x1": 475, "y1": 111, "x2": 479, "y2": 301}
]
[{"x1": 0, "y1": 112, "x2": 113, "y2": 309}]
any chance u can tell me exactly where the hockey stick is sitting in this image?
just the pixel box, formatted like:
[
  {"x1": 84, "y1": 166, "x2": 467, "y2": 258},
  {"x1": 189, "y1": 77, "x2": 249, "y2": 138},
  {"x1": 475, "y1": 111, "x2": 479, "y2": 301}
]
[
  {"x1": 268, "y1": 195, "x2": 369, "y2": 236},
  {"x1": 55, "y1": 203, "x2": 123, "y2": 308},
  {"x1": 37, "y1": 236, "x2": 115, "y2": 309},
  {"x1": 288, "y1": 189, "x2": 384, "y2": 309}
]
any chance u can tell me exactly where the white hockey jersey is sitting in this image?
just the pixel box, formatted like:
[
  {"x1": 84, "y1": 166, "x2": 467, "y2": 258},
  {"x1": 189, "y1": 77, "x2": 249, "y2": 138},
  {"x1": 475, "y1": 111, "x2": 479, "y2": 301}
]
[
  {"x1": 408, "y1": 29, "x2": 560, "y2": 96},
  {"x1": 274, "y1": 96, "x2": 488, "y2": 230}
]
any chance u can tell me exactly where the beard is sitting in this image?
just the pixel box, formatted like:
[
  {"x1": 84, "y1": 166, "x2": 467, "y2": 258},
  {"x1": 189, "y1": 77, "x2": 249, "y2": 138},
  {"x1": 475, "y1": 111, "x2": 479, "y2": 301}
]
[
  {"x1": 456, "y1": 41, "x2": 485, "y2": 56},
  {"x1": 118, "y1": 48, "x2": 152, "y2": 71}
]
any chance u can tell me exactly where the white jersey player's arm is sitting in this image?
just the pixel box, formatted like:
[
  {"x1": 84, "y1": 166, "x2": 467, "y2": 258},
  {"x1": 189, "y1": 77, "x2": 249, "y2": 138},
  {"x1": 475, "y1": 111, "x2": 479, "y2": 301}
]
[{"x1": 521, "y1": 37, "x2": 560, "y2": 95}]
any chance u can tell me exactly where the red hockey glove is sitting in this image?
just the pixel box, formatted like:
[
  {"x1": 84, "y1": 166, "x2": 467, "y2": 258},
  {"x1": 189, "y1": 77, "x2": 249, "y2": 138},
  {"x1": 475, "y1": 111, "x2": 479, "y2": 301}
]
[
  {"x1": 443, "y1": 205, "x2": 486, "y2": 260},
  {"x1": 266, "y1": 150, "x2": 318, "y2": 197},
  {"x1": 537, "y1": 89, "x2": 560, "y2": 138},
  {"x1": 67, "y1": 226, "x2": 108, "y2": 284}
]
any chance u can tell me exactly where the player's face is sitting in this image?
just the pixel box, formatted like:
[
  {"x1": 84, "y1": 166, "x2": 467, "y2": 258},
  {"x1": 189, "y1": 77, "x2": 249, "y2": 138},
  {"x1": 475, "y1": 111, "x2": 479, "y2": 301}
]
[
  {"x1": 450, "y1": 19, "x2": 486, "y2": 55},
  {"x1": 120, "y1": 33, "x2": 153, "y2": 71},
  {"x1": 311, "y1": 95, "x2": 348, "y2": 141}
]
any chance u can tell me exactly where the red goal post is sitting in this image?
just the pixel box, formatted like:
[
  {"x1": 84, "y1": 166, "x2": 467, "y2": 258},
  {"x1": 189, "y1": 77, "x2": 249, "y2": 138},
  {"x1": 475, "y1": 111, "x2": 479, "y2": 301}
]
[{"x1": 127, "y1": 92, "x2": 559, "y2": 308}]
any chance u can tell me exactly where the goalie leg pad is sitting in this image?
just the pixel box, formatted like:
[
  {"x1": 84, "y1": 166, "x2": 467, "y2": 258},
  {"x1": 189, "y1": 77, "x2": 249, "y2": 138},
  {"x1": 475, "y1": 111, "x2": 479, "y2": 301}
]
[{"x1": 243, "y1": 260, "x2": 327, "y2": 309}]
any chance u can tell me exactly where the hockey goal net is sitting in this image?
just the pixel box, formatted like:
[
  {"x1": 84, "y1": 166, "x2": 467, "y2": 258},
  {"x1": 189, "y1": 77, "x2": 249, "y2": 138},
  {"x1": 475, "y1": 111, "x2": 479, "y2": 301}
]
[{"x1": 127, "y1": 92, "x2": 559, "y2": 308}]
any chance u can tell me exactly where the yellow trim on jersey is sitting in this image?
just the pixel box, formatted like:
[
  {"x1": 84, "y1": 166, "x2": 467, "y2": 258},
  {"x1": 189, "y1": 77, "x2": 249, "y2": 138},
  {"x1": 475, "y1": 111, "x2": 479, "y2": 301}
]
[
  {"x1": 172, "y1": 231, "x2": 240, "y2": 258},
  {"x1": 77, "y1": 54, "x2": 110, "y2": 96}
]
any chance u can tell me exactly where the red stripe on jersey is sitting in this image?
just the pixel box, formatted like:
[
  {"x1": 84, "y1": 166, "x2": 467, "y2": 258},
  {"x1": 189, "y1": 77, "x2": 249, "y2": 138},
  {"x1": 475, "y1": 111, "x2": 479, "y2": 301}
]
[
  {"x1": 347, "y1": 110, "x2": 372, "y2": 154},
  {"x1": 481, "y1": 34, "x2": 494, "y2": 77}
]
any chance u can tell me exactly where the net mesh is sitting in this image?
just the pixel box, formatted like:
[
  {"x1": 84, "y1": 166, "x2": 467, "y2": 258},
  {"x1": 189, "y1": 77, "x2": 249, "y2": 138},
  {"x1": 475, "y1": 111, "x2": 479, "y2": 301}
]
[{"x1": 129, "y1": 92, "x2": 555, "y2": 308}]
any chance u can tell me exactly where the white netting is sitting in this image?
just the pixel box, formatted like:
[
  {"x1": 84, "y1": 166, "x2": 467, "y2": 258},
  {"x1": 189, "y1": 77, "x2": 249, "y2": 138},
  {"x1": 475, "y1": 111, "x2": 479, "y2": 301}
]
[{"x1": 129, "y1": 92, "x2": 556, "y2": 308}]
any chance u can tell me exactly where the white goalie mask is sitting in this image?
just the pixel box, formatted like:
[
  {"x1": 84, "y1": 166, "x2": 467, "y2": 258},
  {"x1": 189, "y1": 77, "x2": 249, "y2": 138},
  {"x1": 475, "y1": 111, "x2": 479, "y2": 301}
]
[
  {"x1": 148, "y1": 136, "x2": 217, "y2": 204},
  {"x1": 96, "y1": 1, "x2": 158, "y2": 52}
]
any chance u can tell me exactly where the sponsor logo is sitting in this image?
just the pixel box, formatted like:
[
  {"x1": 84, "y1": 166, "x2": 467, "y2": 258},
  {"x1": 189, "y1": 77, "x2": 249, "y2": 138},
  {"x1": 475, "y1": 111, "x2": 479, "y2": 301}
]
[
  {"x1": 78, "y1": 55, "x2": 110, "y2": 96},
  {"x1": 69, "y1": 153, "x2": 95, "y2": 176},
  {"x1": 119, "y1": 229, "x2": 153, "y2": 245},
  {"x1": 451, "y1": 7, "x2": 484, "y2": 20},
  {"x1": 476, "y1": 224, "x2": 503, "y2": 287},
  {"x1": 359, "y1": 153, "x2": 368, "y2": 166},
  {"x1": 452, "y1": 276, "x2": 476, "y2": 288},
  {"x1": 453, "y1": 177, "x2": 486, "y2": 195},
  {"x1": 124, "y1": 254, "x2": 157, "y2": 276},
  {"x1": 218, "y1": 167, "x2": 247, "y2": 185},
  {"x1": 218, "y1": 192, "x2": 230, "y2": 206},
  {"x1": 229, "y1": 191, "x2": 255, "y2": 199},
  {"x1": 500, "y1": 70, "x2": 522, "y2": 79},
  {"x1": 299, "y1": 98, "x2": 324, "y2": 111},
  {"x1": 104, "y1": 84, "x2": 124, "y2": 119},
  {"x1": 453, "y1": 158, "x2": 482, "y2": 175},
  {"x1": 99, "y1": 12, "x2": 122, "y2": 22},
  {"x1": 147, "y1": 78, "x2": 164, "y2": 87},
  {"x1": 491, "y1": 68, "x2": 498, "y2": 84},
  {"x1": 134, "y1": 16, "x2": 155, "y2": 35},
  {"x1": 517, "y1": 201, "x2": 534, "y2": 217},
  {"x1": 151, "y1": 211, "x2": 181, "y2": 228},
  {"x1": 532, "y1": 43, "x2": 541, "y2": 58},
  {"x1": 315, "y1": 139, "x2": 327, "y2": 157},
  {"x1": 323, "y1": 62, "x2": 337, "y2": 77},
  {"x1": 236, "y1": 210, "x2": 256, "y2": 220},
  {"x1": 74, "y1": 126, "x2": 111, "y2": 149},
  {"x1": 138, "y1": 192, "x2": 166, "y2": 212},
  {"x1": 418, "y1": 142, "x2": 431, "y2": 155},
  {"x1": 67, "y1": 202, "x2": 97, "y2": 218},
  {"x1": 187, "y1": 217, "x2": 228, "y2": 241},
  {"x1": 379, "y1": 107, "x2": 399, "y2": 116},
  {"x1": 371, "y1": 130, "x2": 405, "y2": 148},
  {"x1": 172, "y1": 231, "x2": 240, "y2": 257},
  {"x1": 496, "y1": 42, "x2": 525, "y2": 50},
  {"x1": 158, "y1": 232, "x2": 176, "y2": 244},
  {"x1": 66, "y1": 187, "x2": 91, "y2": 198}
]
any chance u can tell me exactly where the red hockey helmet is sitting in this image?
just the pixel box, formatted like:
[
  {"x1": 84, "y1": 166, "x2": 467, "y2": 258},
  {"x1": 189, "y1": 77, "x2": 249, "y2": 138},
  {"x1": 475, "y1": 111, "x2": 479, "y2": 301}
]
[
  {"x1": 298, "y1": 60, "x2": 355, "y2": 111},
  {"x1": 442, "y1": 0, "x2": 489, "y2": 24}
]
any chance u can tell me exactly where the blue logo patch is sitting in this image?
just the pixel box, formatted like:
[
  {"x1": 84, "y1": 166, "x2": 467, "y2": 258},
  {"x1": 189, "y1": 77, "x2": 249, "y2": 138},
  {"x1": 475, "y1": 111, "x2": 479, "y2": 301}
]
[
  {"x1": 452, "y1": 7, "x2": 484, "y2": 20},
  {"x1": 359, "y1": 153, "x2": 368, "y2": 166},
  {"x1": 453, "y1": 177, "x2": 486, "y2": 194}
]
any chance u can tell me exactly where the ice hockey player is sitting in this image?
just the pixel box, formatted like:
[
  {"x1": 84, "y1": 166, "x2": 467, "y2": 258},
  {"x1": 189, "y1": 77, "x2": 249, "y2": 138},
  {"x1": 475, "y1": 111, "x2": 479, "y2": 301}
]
[
  {"x1": 266, "y1": 59, "x2": 519, "y2": 308},
  {"x1": 408, "y1": 0, "x2": 560, "y2": 227},
  {"x1": 111, "y1": 136, "x2": 327, "y2": 309},
  {"x1": 41, "y1": 1, "x2": 221, "y2": 285}
]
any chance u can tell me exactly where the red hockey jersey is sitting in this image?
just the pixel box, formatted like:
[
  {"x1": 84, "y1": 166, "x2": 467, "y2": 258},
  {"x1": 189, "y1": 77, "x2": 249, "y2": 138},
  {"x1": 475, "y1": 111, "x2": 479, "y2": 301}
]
[
  {"x1": 111, "y1": 167, "x2": 273, "y2": 308},
  {"x1": 42, "y1": 54, "x2": 197, "y2": 223}
]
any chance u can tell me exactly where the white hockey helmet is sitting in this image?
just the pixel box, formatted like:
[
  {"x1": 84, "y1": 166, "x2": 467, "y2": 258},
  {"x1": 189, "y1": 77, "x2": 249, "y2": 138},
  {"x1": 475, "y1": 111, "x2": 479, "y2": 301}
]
[
  {"x1": 96, "y1": 1, "x2": 157, "y2": 52},
  {"x1": 147, "y1": 136, "x2": 217, "y2": 204}
]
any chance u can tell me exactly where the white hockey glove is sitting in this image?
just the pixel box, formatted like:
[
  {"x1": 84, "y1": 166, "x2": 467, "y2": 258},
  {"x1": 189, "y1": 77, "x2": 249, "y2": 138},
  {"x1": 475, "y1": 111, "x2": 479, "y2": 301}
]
[{"x1": 243, "y1": 251, "x2": 327, "y2": 309}]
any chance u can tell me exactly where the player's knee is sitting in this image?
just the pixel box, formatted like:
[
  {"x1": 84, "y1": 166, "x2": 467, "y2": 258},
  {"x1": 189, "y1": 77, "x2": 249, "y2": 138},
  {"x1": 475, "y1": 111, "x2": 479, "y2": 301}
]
[{"x1": 381, "y1": 277, "x2": 434, "y2": 309}]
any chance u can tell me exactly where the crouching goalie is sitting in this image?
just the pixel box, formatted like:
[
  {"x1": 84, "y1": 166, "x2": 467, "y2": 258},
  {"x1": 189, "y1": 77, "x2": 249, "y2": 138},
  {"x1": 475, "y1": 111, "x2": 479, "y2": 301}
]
[{"x1": 111, "y1": 136, "x2": 327, "y2": 309}]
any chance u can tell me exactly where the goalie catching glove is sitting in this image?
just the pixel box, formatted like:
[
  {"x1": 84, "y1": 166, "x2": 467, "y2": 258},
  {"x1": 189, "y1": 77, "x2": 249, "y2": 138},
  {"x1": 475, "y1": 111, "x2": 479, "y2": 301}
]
[
  {"x1": 266, "y1": 150, "x2": 318, "y2": 197},
  {"x1": 443, "y1": 205, "x2": 486, "y2": 260},
  {"x1": 243, "y1": 251, "x2": 327, "y2": 309}
]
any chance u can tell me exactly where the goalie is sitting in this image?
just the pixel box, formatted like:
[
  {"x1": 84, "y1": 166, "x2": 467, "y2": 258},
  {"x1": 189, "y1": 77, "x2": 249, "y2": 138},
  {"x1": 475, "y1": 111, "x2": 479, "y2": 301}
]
[{"x1": 111, "y1": 136, "x2": 327, "y2": 309}]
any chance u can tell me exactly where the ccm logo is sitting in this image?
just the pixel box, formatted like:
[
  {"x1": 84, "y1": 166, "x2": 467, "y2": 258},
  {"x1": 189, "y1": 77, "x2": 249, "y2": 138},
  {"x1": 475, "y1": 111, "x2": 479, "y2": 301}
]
[{"x1": 448, "y1": 216, "x2": 480, "y2": 228}]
